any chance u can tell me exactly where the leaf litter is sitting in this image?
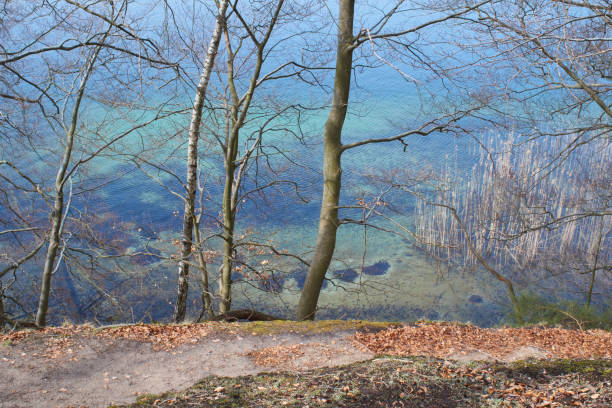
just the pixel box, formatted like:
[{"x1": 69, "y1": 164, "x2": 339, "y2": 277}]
[
  {"x1": 352, "y1": 321, "x2": 612, "y2": 360},
  {"x1": 2, "y1": 320, "x2": 611, "y2": 407},
  {"x1": 121, "y1": 357, "x2": 611, "y2": 408}
]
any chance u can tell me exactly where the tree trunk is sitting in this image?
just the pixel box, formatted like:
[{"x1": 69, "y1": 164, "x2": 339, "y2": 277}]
[
  {"x1": 36, "y1": 192, "x2": 64, "y2": 327},
  {"x1": 174, "y1": 0, "x2": 228, "y2": 323},
  {"x1": 586, "y1": 220, "x2": 604, "y2": 308},
  {"x1": 0, "y1": 289, "x2": 6, "y2": 331},
  {"x1": 447, "y1": 206, "x2": 524, "y2": 325},
  {"x1": 36, "y1": 118, "x2": 80, "y2": 328},
  {"x1": 193, "y1": 218, "x2": 213, "y2": 321},
  {"x1": 296, "y1": 0, "x2": 355, "y2": 321},
  {"x1": 212, "y1": 0, "x2": 284, "y2": 315},
  {"x1": 35, "y1": 38, "x2": 103, "y2": 327},
  {"x1": 219, "y1": 131, "x2": 238, "y2": 314}
]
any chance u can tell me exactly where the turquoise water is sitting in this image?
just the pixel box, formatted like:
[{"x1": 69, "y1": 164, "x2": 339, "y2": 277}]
[
  {"x1": 50, "y1": 65, "x2": 513, "y2": 326},
  {"x1": 3, "y1": 58, "x2": 605, "y2": 327}
]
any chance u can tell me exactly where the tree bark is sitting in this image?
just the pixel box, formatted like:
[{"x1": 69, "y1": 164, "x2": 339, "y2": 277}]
[
  {"x1": 296, "y1": 0, "x2": 355, "y2": 321},
  {"x1": 36, "y1": 190, "x2": 64, "y2": 327},
  {"x1": 219, "y1": 133, "x2": 237, "y2": 313},
  {"x1": 446, "y1": 206, "x2": 524, "y2": 325},
  {"x1": 193, "y1": 217, "x2": 213, "y2": 320},
  {"x1": 217, "y1": 0, "x2": 284, "y2": 313},
  {"x1": 174, "y1": 0, "x2": 229, "y2": 323},
  {"x1": 0, "y1": 289, "x2": 5, "y2": 331},
  {"x1": 586, "y1": 220, "x2": 604, "y2": 308}
]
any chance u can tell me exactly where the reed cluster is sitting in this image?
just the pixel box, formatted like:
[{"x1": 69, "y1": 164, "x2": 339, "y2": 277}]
[{"x1": 414, "y1": 132, "x2": 611, "y2": 302}]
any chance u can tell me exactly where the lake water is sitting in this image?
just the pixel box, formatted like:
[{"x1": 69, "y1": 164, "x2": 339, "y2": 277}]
[{"x1": 2, "y1": 53, "x2": 606, "y2": 328}]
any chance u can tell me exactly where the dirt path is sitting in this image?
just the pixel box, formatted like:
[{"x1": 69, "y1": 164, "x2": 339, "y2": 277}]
[
  {"x1": 0, "y1": 326, "x2": 372, "y2": 408},
  {"x1": 1, "y1": 321, "x2": 610, "y2": 408}
]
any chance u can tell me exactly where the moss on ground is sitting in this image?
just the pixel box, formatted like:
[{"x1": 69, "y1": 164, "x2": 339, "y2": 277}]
[{"x1": 238, "y1": 319, "x2": 399, "y2": 335}]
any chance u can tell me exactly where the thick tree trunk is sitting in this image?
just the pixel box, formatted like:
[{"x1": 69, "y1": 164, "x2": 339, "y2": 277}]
[
  {"x1": 296, "y1": 0, "x2": 355, "y2": 321},
  {"x1": 174, "y1": 0, "x2": 228, "y2": 323}
]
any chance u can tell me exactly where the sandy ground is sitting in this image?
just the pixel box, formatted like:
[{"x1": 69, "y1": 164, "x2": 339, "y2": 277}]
[{"x1": 0, "y1": 329, "x2": 373, "y2": 408}]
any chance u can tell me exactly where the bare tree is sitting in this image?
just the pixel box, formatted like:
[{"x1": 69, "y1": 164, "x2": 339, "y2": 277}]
[
  {"x1": 1, "y1": 0, "x2": 178, "y2": 326},
  {"x1": 173, "y1": 0, "x2": 229, "y2": 323},
  {"x1": 153, "y1": 0, "x2": 324, "y2": 320},
  {"x1": 36, "y1": 39, "x2": 106, "y2": 327},
  {"x1": 461, "y1": 0, "x2": 610, "y2": 156},
  {"x1": 296, "y1": 0, "x2": 490, "y2": 320}
]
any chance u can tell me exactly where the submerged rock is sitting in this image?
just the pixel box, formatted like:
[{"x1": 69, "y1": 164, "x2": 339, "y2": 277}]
[
  {"x1": 333, "y1": 268, "x2": 358, "y2": 283},
  {"x1": 291, "y1": 268, "x2": 307, "y2": 289},
  {"x1": 363, "y1": 261, "x2": 390, "y2": 276},
  {"x1": 290, "y1": 268, "x2": 328, "y2": 290},
  {"x1": 469, "y1": 295, "x2": 483, "y2": 303}
]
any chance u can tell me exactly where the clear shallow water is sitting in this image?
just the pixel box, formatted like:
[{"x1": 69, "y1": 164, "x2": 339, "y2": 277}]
[
  {"x1": 3, "y1": 62, "x2": 599, "y2": 327},
  {"x1": 59, "y1": 74, "x2": 511, "y2": 326}
]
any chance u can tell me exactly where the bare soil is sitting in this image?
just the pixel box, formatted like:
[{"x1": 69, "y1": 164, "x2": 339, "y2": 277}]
[
  {"x1": 1, "y1": 321, "x2": 610, "y2": 408},
  {"x1": 0, "y1": 324, "x2": 372, "y2": 408}
]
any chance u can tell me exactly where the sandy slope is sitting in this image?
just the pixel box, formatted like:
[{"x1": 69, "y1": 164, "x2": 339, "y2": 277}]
[{"x1": 0, "y1": 327, "x2": 371, "y2": 408}]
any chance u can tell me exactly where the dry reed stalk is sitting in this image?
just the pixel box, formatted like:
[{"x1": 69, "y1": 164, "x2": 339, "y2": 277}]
[{"x1": 412, "y1": 130, "x2": 610, "y2": 302}]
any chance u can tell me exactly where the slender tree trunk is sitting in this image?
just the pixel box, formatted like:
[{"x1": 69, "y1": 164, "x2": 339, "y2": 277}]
[
  {"x1": 0, "y1": 289, "x2": 6, "y2": 330},
  {"x1": 586, "y1": 220, "x2": 604, "y2": 308},
  {"x1": 35, "y1": 31, "x2": 106, "y2": 327},
  {"x1": 193, "y1": 218, "x2": 213, "y2": 320},
  {"x1": 447, "y1": 206, "x2": 524, "y2": 325},
  {"x1": 36, "y1": 191, "x2": 64, "y2": 327},
  {"x1": 174, "y1": 0, "x2": 228, "y2": 323},
  {"x1": 214, "y1": 0, "x2": 284, "y2": 314},
  {"x1": 36, "y1": 100, "x2": 83, "y2": 328},
  {"x1": 296, "y1": 0, "x2": 355, "y2": 321},
  {"x1": 219, "y1": 131, "x2": 238, "y2": 313}
]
